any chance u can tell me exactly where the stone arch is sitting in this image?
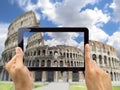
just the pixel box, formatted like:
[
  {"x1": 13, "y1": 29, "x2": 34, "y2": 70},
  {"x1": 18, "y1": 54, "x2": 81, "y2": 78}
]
[
  {"x1": 114, "y1": 72, "x2": 116, "y2": 81},
  {"x1": 41, "y1": 60, "x2": 45, "y2": 67},
  {"x1": 49, "y1": 51, "x2": 52, "y2": 55},
  {"x1": 34, "y1": 50, "x2": 36, "y2": 55},
  {"x1": 72, "y1": 71, "x2": 79, "y2": 82},
  {"x1": 71, "y1": 61, "x2": 73, "y2": 66},
  {"x1": 77, "y1": 61, "x2": 79, "y2": 66},
  {"x1": 36, "y1": 60, "x2": 39, "y2": 67},
  {"x1": 31, "y1": 51, "x2": 33, "y2": 56},
  {"x1": 110, "y1": 72, "x2": 113, "y2": 81},
  {"x1": 92, "y1": 54, "x2": 97, "y2": 61},
  {"x1": 54, "y1": 60, "x2": 58, "y2": 67},
  {"x1": 42, "y1": 50, "x2": 46, "y2": 56},
  {"x1": 74, "y1": 61, "x2": 76, "y2": 67},
  {"x1": 38, "y1": 50, "x2": 40, "y2": 55},
  {"x1": 54, "y1": 51, "x2": 58, "y2": 54},
  {"x1": 29, "y1": 60, "x2": 31, "y2": 66},
  {"x1": 104, "y1": 56, "x2": 107, "y2": 64},
  {"x1": 32, "y1": 60, "x2": 35, "y2": 66},
  {"x1": 112, "y1": 58, "x2": 114, "y2": 67},
  {"x1": 54, "y1": 51, "x2": 58, "y2": 59},
  {"x1": 47, "y1": 60, "x2": 51, "y2": 67},
  {"x1": 70, "y1": 53, "x2": 72, "y2": 58},
  {"x1": 99, "y1": 55, "x2": 102, "y2": 64},
  {"x1": 60, "y1": 60, "x2": 63, "y2": 67},
  {"x1": 108, "y1": 57, "x2": 111, "y2": 66}
]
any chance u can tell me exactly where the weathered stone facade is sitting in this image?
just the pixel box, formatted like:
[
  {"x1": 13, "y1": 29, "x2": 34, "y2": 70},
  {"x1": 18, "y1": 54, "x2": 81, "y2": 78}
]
[
  {"x1": 0, "y1": 11, "x2": 120, "y2": 82},
  {"x1": 0, "y1": 11, "x2": 40, "y2": 81},
  {"x1": 89, "y1": 40, "x2": 120, "y2": 81},
  {"x1": 24, "y1": 33, "x2": 84, "y2": 82}
]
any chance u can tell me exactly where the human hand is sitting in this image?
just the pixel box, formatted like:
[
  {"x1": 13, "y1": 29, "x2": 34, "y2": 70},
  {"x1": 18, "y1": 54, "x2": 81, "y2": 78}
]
[
  {"x1": 85, "y1": 44, "x2": 112, "y2": 90},
  {"x1": 5, "y1": 47, "x2": 33, "y2": 90}
]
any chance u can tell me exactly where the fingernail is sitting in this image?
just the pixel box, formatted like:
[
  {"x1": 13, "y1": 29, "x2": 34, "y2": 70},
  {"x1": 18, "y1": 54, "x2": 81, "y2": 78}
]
[
  {"x1": 16, "y1": 47, "x2": 21, "y2": 54},
  {"x1": 86, "y1": 44, "x2": 89, "y2": 48}
]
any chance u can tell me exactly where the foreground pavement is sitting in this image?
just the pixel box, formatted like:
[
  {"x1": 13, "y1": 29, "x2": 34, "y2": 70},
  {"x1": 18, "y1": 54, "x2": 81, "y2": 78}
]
[{"x1": 33, "y1": 82, "x2": 69, "y2": 90}]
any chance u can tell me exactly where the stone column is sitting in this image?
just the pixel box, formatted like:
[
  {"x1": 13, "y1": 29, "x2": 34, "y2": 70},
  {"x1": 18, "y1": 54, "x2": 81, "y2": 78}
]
[
  {"x1": 96, "y1": 55, "x2": 100, "y2": 67},
  {"x1": 68, "y1": 71, "x2": 72, "y2": 82},
  {"x1": 54, "y1": 71, "x2": 58, "y2": 82},
  {"x1": 113, "y1": 72, "x2": 115, "y2": 81},
  {"x1": 58, "y1": 71, "x2": 62, "y2": 82},
  {"x1": 0, "y1": 69, "x2": 4, "y2": 81},
  {"x1": 42, "y1": 71, "x2": 46, "y2": 82}
]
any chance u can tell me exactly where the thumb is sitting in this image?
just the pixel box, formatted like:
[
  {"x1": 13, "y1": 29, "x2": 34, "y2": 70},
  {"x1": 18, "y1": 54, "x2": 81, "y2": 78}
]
[
  {"x1": 85, "y1": 44, "x2": 91, "y2": 69},
  {"x1": 15, "y1": 47, "x2": 24, "y2": 65}
]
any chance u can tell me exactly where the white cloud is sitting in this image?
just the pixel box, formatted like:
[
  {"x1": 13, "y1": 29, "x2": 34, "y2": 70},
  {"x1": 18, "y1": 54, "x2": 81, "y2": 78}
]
[
  {"x1": 11, "y1": 0, "x2": 114, "y2": 53},
  {"x1": 110, "y1": 0, "x2": 120, "y2": 22},
  {"x1": 89, "y1": 26, "x2": 109, "y2": 42},
  {"x1": 44, "y1": 32, "x2": 79, "y2": 47},
  {"x1": 107, "y1": 31, "x2": 120, "y2": 58},
  {"x1": 0, "y1": 23, "x2": 9, "y2": 59}
]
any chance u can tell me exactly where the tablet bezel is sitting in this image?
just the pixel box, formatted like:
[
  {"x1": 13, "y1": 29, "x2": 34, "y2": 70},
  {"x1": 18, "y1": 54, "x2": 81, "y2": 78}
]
[{"x1": 18, "y1": 27, "x2": 89, "y2": 71}]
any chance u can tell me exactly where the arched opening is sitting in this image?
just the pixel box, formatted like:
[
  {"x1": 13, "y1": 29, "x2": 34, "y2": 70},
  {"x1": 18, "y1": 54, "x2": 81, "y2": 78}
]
[
  {"x1": 67, "y1": 61, "x2": 70, "y2": 67},
  {"x1": 36, "y1": 60, "x2": 39, "y2": 67},
  {"x1": 70, "y1": 53, "x2": 72, "y2": 58},
  {"x1": 109, "y1": 58, "x2": 111, "y2": 66},
  {"x1": 60, "y1": 61, "x2": 63, "y2": 67},
  {"x1": 71, "y1": 61, "x2": 73, "y2": 66},
  {"x1": 74, "y1": 62, "x2": 76, "y2": 67},
  {"x1": 112, "y1": 58, "x2": 114, "y2": 67},
  {"x1": 41, "y1": 60, "x2": 45, "y2": 67},
  {"x1": 110, "y1": 72, "x2": 113, "y2": 81},
  {"x1": 42, "y1": 50, "x2": 46, "y2": 56},
  {"x1": 34, "y1": 51, "x2": 36, "y2": 55},
  {"x1": 46, "y1": 71, "x2": 54, "y2": 82},
  {"x1": 32, "y1": 60, "x2": 35, "y2": 66},
  {"x1": 114, "y1": 72, "x2": 116, "y2": 81},
  {"x1": 104, "y1": 56, "x2": 107, "y2": 64},
  {"x1": 54, "y1": 60, "x2": 58, "y2": 67},
  {"x1": 38, "y1": 50, "x2": 40, "y2": 55},
  {"x1": 47, "y1": 60, "x2": 51, "y2": 67},
  {"x1": 49, "y1": 51, "x2": 52, "y2": 55},
  {"x1": 35, "y1": 71, "x2": 42, "y2": 81},
  {"x1": 99, "y1": 55, "x2": 102, "y2": 64},
  {"x1": 54, "y1": 51, "x2": 58, "y2": 59},
  {"x1": 29, "y1": 60, "x2": 31, "y2": 66},
  {"x1": 72, "y1": 71, "x2": 79, "y2": 82}
]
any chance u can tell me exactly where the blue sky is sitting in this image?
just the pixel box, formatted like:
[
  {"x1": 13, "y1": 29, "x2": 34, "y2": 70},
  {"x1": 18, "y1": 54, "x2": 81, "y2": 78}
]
[
  {"x1": 0, "y1": 0, "x2": 120, "y2": 58},
  {"x1": 24, "y1": 32, "x2": 84, "y2": 49}
]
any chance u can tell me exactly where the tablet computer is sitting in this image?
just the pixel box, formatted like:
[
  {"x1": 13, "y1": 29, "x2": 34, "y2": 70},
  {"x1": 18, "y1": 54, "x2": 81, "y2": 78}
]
[{"x1": 18, "y1": 27, "x2": 89, "y2": 71}]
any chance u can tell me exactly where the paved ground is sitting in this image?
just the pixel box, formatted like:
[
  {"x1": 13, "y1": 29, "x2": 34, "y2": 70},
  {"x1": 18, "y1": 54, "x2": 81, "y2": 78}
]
[{"x1": 33, "y1": 82, "x2": 69, "y2": 90}]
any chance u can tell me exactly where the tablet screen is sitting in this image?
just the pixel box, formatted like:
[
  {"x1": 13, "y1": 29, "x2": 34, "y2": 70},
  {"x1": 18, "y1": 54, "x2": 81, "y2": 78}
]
[{"x1": 18, "y1": 27, "x2": 89, "y2": 71}]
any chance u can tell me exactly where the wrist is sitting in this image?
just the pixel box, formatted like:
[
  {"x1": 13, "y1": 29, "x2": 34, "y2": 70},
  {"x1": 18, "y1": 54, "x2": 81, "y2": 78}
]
[{"x1": 14, "y1": 82, "x2": 33, "y2": 90}]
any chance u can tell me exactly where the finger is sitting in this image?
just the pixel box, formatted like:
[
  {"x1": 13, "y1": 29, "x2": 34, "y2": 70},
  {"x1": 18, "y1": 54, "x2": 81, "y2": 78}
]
[
  {"x1": 90, "y1": 60, "x2": 97, "y2": 69},
  {"x1": 85, "y1": 44, "x2": 91, "y2": 69},
  {"x1": 29, "y1": 71, "x2": 34, "y2": 83},
  {"x1": 15, "y1": 47, "x2": 24, "y2": 66},
  {"x1": 5, "y1": 55, "x2": 17, "y2": 71}
]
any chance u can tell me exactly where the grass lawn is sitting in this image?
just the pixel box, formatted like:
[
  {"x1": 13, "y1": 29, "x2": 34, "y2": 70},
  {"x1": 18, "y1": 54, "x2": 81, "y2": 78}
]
[
  {"x1": 70, "y1": 84, "x2": 120, "y2": 90},
  {"x1": 112, "y1": 86, "x2": 120, "y2": 90},
  {"x1": 0, "y1": 82, "x2": 44, "y2": 90},
  {"x1": 70, "y1": 84, "x2": 87, "y2": 90},
  {"x1": 0, "y1": 82, "x2": 120, "y2": 90}
]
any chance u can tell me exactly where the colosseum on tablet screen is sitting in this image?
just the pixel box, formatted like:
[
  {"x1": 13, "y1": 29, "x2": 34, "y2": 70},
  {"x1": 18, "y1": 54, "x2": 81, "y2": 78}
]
[{"x1": 0, "y1": 11, "x2": 120, "y2": 83}]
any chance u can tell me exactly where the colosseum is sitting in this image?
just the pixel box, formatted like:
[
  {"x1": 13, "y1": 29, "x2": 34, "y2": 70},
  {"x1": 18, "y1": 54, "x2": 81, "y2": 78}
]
[
  {"x1": 24, "y1": 32, "x2": 84, "y2": 82},
  {"x1": 0, "y1": 11, "x2": 40, "y2": 81},
  {"x1": 89, "y1": 40, "x2": 120, "y2": 81},
  {"x1": 0, "y1": 11, "x2": 120, "y2": 83}
]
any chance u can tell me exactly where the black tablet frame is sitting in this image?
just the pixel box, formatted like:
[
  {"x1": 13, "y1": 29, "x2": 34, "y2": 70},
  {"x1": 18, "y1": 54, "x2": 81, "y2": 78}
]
[{"x1": 18, "y1": 27, "x2": 89, "y2": 71}]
